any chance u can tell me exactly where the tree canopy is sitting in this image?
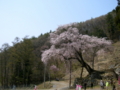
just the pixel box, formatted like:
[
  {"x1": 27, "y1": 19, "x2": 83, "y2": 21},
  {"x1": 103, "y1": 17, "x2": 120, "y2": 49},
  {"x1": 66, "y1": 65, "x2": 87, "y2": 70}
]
[{"x1": 42, "y1": 26, "x2": 112, "y2": 75}]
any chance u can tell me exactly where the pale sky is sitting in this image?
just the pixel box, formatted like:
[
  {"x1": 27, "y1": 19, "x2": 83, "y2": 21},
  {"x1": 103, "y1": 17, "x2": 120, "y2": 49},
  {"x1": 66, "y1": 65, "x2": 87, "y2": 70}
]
[{"x1": 0, "y1": 0, "x2": 117, "y2": 46}]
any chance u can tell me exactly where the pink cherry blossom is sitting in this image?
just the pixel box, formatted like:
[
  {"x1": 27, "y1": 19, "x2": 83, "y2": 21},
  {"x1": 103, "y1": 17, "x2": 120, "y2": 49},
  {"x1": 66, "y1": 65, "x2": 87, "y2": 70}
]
[{"x1": 42, "y1": 26, "x2": 112, "y2": 67}]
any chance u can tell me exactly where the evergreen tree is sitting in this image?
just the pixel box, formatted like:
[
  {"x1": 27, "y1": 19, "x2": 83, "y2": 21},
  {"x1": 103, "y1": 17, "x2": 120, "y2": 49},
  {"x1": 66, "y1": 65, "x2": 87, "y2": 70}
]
[
  {"x1": 115, "y1": 7, "x2": 120, "y2": 30},
  {"x1": 115, "y1": 6, "x2": 120, "y2": 40},
  {"x1": 106, "y1": 13, "x2": 116, "y2": 40},
  {"x1": 10, "y1": 37, "x2": 35, "y2": 86}
]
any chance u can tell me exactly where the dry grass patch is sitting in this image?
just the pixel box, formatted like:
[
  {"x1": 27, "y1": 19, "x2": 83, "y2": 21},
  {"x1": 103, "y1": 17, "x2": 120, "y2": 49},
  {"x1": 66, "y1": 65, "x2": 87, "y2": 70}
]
[{"x1": 37, "y1": 81, "x2": 53, "y2": 89}]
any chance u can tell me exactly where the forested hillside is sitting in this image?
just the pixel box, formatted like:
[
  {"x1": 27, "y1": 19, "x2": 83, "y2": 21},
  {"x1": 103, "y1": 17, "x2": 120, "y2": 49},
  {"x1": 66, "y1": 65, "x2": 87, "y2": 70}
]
[{"x1": 0, "y1": 6, "x2": 120, "y2": 89}]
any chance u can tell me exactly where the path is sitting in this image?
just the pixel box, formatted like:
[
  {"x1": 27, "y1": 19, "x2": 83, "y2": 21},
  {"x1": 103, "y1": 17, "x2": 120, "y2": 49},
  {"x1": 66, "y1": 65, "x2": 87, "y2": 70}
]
[
  {"x1": 48, "y1": 81, "x2": 101, "y2": 90},
  {"x1": 49, "y1": 81, "x2": 69, "y2": 90}
]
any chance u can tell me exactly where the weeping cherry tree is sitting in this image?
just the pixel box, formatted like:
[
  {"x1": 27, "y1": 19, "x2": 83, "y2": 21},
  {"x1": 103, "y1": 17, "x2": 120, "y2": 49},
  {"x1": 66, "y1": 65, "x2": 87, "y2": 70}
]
[{"x1": 42, "y1": 25, "x2": 112, "y2": 80}]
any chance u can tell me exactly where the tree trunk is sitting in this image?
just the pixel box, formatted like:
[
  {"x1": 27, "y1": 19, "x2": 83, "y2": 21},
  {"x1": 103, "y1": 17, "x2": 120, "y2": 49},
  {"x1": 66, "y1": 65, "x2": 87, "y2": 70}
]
[
  {"x1": 49, "y1": 72, "x2": 51, "y2": 82},
  {"x1": 43, "y1": 64, "x2": 46, "y2": 88},
  {"x1": 69, "y1": 60, "x2": 72, "y2": 88},
  {"x1": 77, "y1": 52, "x2": 94, "y2": 75},
  {"x1": 73, "y1": 47, "x2": 105, "y2": 80},
  {"x1": 92, "y1": 55, "x2": 94, "y2": 69},
  {"x1": 80, "y1": 66, "x2": 84, "y2": 84},
  {"x1": 80, "y1": 66, "x2": 84, "y2": 79},
  {"x1": 74, "y1": 47, "x2": 94, "y2": 75}
]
